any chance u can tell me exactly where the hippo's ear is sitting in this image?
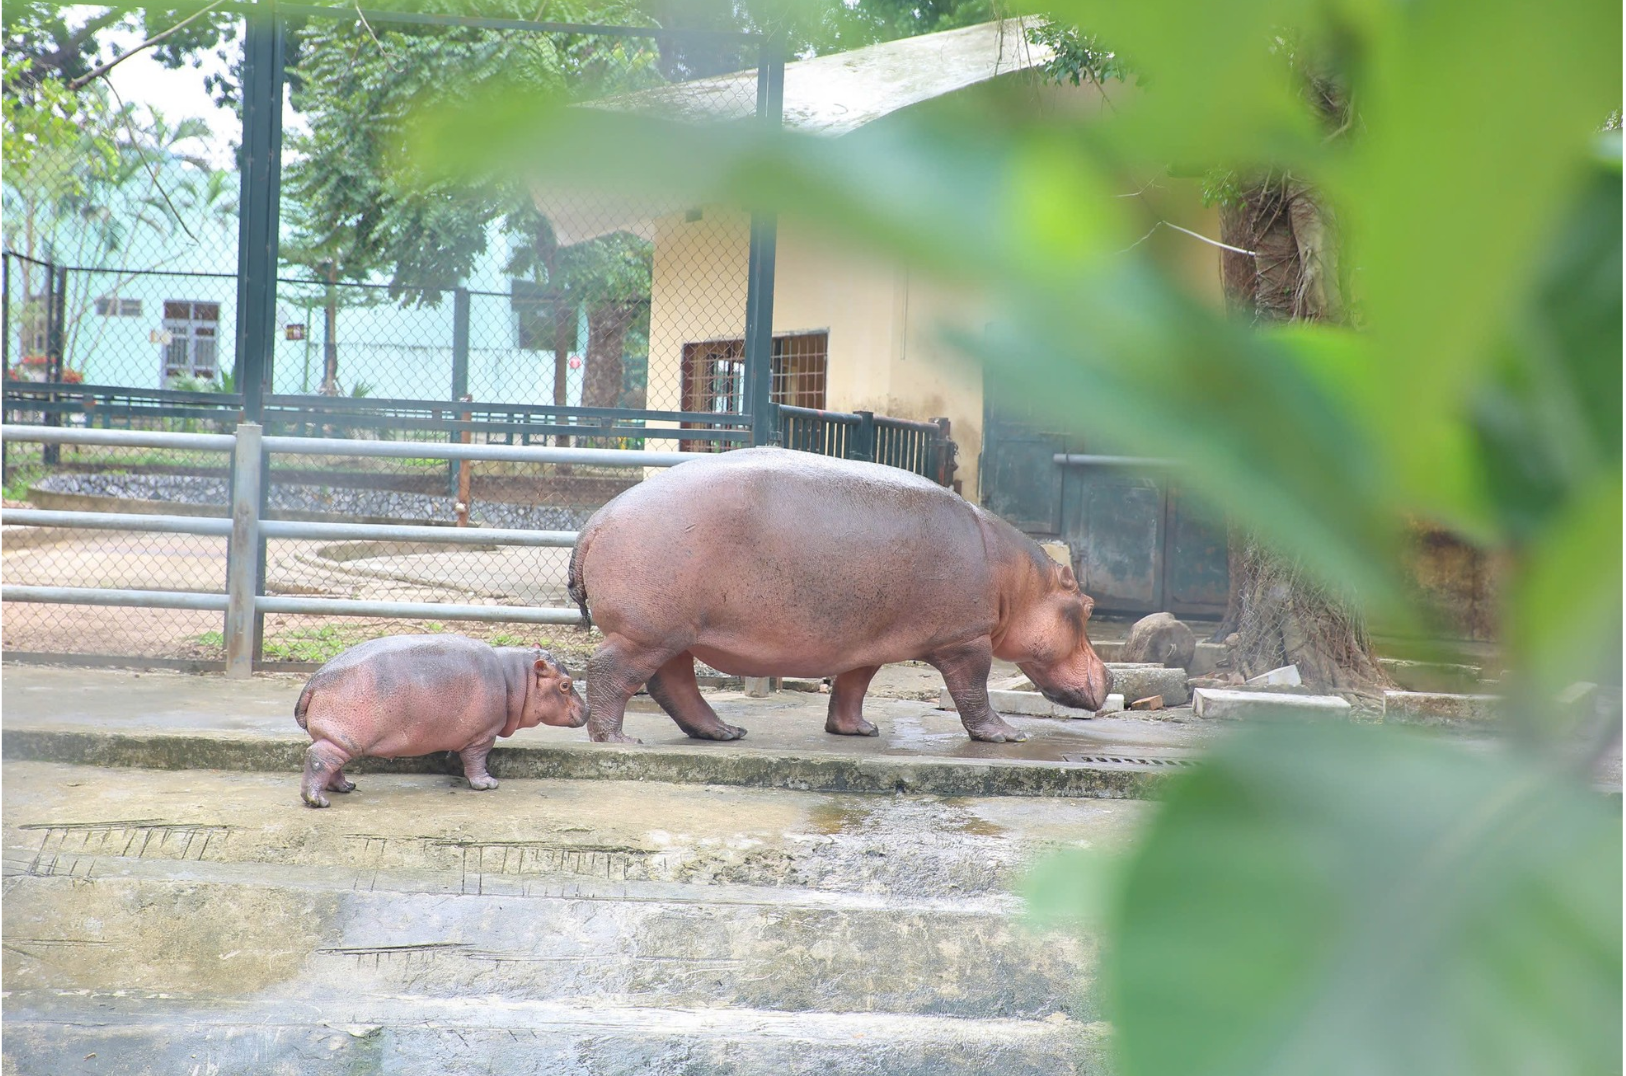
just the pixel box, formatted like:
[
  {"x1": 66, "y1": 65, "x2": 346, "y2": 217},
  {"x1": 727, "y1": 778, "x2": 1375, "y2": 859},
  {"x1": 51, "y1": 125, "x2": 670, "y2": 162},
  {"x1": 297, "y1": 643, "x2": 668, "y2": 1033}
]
[
  {"x1": 533, "y1": 658, "x2": 551, "y2": 677},
  {"x1": 1057, "y1": 563, "x2": 1078, "y2": 591}
]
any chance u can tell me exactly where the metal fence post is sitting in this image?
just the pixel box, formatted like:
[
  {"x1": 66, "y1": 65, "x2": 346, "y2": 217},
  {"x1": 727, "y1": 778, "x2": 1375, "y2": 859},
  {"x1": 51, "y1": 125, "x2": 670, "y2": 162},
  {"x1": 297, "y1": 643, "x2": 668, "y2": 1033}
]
[
  {"x1": 225, "y1": 422, "x2": 264, "y2": 678},
  {"x1": 742, "y1": 40, "x2": 784, "y2": 447},
  {"x1": 852, "y1": 410, "x2": 876, "y2": 463},
  {"x1": 233, "y1": 7, "x2": 286, "y2": 422},
  {"x1": 449, "y1": 287, "x2": 470, "y2": 495}
]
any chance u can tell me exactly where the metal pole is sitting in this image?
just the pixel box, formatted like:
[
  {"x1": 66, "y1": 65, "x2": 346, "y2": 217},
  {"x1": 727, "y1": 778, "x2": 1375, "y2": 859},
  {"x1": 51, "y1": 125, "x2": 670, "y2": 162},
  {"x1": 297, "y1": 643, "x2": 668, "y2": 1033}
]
[
  {"x1": 41, "y1": 265, "x2": 63, "y2": 464},
  {"x1": 852, "y1": 411, "x2": 875, "y2": 463},
  {"x1": 742, "y1": 40, "x2": 784, "y2": 448},
  {"x1": 225, "y1": 422, "x2": 264, "y2": 678},
  {"x1": 233, "y1": 7, "x2": 286, "y2": 422},
  {"x1": 449, "y1": 287, "x2": 470, "y2": 495}
]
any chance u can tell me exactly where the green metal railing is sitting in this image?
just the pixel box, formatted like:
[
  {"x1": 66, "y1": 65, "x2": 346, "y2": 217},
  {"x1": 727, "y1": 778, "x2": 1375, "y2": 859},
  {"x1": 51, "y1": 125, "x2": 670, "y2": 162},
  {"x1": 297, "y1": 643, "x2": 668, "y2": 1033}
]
[{"x1": 776, "y1": 404, "x2": 958, "y2": 487}]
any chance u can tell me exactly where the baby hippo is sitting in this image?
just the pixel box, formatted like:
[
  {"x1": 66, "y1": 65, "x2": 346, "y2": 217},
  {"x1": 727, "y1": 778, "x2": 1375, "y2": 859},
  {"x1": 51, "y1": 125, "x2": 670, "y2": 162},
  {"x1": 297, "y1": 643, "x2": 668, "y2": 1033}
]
[{"x1": 294, "y1": 634, "x2": 588, "y2": 807}]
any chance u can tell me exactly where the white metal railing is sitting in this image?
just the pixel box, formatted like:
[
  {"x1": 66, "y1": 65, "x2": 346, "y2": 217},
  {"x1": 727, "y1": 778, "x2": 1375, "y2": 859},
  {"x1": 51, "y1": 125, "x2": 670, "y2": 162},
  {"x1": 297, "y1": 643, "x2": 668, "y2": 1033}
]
[{"x1": 1, "y1": 423, "x2": 685, "y2": 676}]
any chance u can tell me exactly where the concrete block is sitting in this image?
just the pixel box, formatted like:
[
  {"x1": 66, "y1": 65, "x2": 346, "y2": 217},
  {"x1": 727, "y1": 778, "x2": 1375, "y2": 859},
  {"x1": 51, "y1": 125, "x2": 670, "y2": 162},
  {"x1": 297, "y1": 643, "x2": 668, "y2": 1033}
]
[
  {"x1": 1189, "y1": 642, "x2": 1227, "y2": 676},
  {"x1": 1382, "y1": 691, "x2": 1499, "y2": 725},
  {"x1": 1245, "y1": 665, "x2": 1302, "y2": 687},
  {"x1": 1038, "y1": 541, "x2": 1072, "y2": 567},
  {"x1": 1378, "y1": 658, "x2": 1485, "y2": 694},
  {"x1": 1192, "y1": 688, "x2": 1352, "y2": 720},
  {"x1": 988, "y1": 689, "x2": 1055, "y2": 716},
  {"x1": 1106, "y1": 664, "x2": 1190, "y2": 706},
  {"x1": 939, "y1": 687, "x2": 1116, "y2": 719}
]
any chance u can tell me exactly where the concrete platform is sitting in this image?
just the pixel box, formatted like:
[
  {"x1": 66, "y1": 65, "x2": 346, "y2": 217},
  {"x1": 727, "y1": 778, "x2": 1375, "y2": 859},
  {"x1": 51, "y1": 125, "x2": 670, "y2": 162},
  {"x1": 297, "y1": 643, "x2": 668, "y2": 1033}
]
[
  {"x1": 0, "y1": 666, "x2": 1216, "y2": 799},
  {"x1": 2, "y1": 761, "x2": 1135, "y2": 1074}
]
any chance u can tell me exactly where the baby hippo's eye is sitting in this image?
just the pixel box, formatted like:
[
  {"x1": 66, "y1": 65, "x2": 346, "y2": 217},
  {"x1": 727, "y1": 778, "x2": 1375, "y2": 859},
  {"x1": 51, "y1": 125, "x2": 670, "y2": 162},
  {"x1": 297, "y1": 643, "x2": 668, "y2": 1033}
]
[{"x1": 559, "y1": 678, "x2": 573, "y2": 694}]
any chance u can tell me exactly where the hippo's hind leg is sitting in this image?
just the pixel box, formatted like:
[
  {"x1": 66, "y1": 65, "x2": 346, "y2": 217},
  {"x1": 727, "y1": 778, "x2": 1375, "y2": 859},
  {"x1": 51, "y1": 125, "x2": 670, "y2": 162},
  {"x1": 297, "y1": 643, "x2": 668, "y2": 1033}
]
[
  {"x1": 826, "y1": 665, "x2": 881, "y2": 736},
  {"x1": 302, "y1": 739, "x2": 354, "y2": 808},
  {"x1": 928, "y1": 640, "x2": 1029, "y2": 744},
  {"x1": 586, "y1": 636, "x2": 679, "y2": 745},
  {"x1": 459, "y1": 736, "x2": 500, "y2": 791},
  {"x1": 325, "y1": 767, "x2": 356, "y2": 794},
  {"x1": 647, "y1": 653, "x2": 746, "y2": 741}
]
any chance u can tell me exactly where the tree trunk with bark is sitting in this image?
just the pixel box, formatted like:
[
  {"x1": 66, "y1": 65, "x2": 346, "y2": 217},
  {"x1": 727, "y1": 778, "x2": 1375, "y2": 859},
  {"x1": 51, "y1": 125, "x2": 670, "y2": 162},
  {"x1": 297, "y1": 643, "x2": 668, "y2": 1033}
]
[
  {"x1": 582, "y1": 302, "x2": 630, "y2": 411},
  {"x1": 1213, "y1": 175, "x2": 1392, "y2": 696}
]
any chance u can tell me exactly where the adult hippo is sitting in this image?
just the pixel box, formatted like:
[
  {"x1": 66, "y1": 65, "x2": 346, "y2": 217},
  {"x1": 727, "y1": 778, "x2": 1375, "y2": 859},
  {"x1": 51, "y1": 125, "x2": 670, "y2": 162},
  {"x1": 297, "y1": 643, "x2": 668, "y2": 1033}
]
[{"x1": 567, "y1": 447, "x2": 1112, "y2": 744}]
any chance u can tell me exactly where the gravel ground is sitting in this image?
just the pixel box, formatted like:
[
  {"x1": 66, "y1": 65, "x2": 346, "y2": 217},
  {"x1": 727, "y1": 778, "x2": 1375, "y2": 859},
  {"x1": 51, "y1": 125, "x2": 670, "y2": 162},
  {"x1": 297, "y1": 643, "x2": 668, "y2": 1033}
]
[{"x1": 33, "y1": 473, "x2": 593, "y2": 530}]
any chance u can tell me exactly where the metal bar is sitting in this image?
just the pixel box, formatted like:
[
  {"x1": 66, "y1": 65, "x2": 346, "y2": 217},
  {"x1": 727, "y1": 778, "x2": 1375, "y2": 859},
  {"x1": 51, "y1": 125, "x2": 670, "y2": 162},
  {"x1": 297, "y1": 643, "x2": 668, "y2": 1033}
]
[
  {"x1": 449, "y1": 288, "x2": 470, "y2": 497},
  {"x1": 261, "y1": 434, "x2": 693, "y2": 466},
  {"x1": 233, "y1": 8, "x2": 286, "y2": 421},
  {"x1": 4, "y1": 382, "x2": 246, "y2": 403},
  {"x1": 225, "y1": 423, "x2": 264, "y2": 678},
  {"x1": 254, "y1": 596, "x2": 584, "y2": 623},
  {"x1": 742, "y1": 41, "x2": 784, "y2": 448},
  {"x1": 0, "y1": 424, "x2": 234, "y2": 450},
  {"x1": 262, "y1": 393, "x2": 747, "y2": 425},
  {"x1": 42, "y1": 265, "x2": 63, "y2": 464},
  {"x1": 1, "y1": 586, "x2": 229, "y2": 611},
  {"x1": 259, "y1": 520, "x2": 576, "y2": 546},
  {"x1": 270, "y1": 3, "x2": 762, "y2": 40},
  {"x1": 3, "y1": 510, "x2": 233, "y2": 536},
  {"x1": 852, "y1": 410, "x2": 876, "y2": 463},
  {"x1": 1052, "y1": 454, "x2": 1182, "y2": 467},
  {"x1": 2, "y1": 253, "x2": 11, "y2": 376},
  {"x1": 450, "y1": 288, "x2": 471, "y2": 402}
]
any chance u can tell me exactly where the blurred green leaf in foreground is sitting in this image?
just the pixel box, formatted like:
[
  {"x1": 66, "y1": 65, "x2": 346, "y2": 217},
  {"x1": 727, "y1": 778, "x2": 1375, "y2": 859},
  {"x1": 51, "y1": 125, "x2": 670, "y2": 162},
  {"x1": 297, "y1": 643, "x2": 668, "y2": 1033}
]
[{"x1": 409, "y1": 0, "x2": 1621, "y2": 1071}]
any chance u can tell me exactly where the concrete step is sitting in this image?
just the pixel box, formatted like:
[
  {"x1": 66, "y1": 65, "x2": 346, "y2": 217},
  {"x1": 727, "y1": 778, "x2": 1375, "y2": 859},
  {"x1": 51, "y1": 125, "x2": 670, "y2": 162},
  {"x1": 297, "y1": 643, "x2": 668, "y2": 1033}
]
[
  {"x1": 3, "y1": 996, "x2": 1109, "y2": 1076},
  {"x1": 3, "y1": 873, "x2": 1087, "y2": 1019},
  {"x1": 4, "y1": 763, "x2": 1137, "y2": 1074}
]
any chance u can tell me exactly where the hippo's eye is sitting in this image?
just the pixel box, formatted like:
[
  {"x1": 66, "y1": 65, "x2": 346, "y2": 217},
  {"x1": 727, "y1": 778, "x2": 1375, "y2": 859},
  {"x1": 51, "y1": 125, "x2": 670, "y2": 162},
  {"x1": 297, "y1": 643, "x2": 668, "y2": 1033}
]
[{"x1": 559, "y1": 678, "x2": 573, "y2": 694}]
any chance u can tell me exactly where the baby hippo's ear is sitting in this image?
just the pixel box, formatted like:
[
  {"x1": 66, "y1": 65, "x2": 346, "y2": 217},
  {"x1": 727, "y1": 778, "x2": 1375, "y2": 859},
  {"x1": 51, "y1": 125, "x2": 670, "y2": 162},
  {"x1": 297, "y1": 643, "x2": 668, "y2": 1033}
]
[
  {"x1": 533, "y1": 658, "x2": 551, "y2": 677},
  {"x1": 1057, "y1": 563, "x2": 1078, "y2": 591}
]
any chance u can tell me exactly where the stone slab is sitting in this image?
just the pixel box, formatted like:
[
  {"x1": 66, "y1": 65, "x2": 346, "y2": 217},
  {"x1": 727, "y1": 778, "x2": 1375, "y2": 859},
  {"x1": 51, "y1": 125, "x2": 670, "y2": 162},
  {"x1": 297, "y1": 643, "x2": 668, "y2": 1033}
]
[
  {"x1": 1245, "y1": 665, "x2": 1302, "y2": 687},
  {"x1": 1191, "y1": 688, "x2": 1352, "y2": 720},
  {"x1": 1382, "y1": 691, "x2": 1500, "y2": 725},
  {"x1": 1106, "y1": 664, "x2": 1190, "y2": 706}
]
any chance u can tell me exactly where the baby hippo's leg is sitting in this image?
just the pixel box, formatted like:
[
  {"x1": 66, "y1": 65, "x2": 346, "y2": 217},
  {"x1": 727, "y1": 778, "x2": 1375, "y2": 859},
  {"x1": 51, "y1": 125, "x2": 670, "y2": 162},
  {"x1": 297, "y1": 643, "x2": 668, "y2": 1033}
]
[
  {"x1": 326, "y1": 767, "x2": 356, "y2": 794},
  {"x1": 302, "y1": 739, "x2": 353, "y2": 808},
  {"x1": 459, "y1": 736, "x2": 500, "y2": 791}
]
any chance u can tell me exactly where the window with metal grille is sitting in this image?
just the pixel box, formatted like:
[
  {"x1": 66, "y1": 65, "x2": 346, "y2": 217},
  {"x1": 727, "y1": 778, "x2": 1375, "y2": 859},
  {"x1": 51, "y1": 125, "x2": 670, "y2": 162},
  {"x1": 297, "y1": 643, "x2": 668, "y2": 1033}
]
[
  {"x1": 679, "y1": 331, "x2": 828, "y2": 451},
  {"x1": 95, "y1": 296, "x2": 143, "y2": 317},
  {"x1": 161, "y1": 300, "x2": 220, "y2": 382}
]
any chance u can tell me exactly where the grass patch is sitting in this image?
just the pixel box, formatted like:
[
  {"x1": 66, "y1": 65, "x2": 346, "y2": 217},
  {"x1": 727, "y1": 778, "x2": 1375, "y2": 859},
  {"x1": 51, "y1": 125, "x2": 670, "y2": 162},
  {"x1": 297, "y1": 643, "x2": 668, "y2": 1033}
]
[{"x1": 188, "y1": 620, "x2": 597, "y2": 667}]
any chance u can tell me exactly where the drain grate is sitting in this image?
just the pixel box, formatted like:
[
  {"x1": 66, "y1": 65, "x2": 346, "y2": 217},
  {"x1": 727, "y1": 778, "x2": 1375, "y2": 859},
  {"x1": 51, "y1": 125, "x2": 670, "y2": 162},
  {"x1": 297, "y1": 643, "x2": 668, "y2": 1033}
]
[{"x1": 1062, "y1": 753, "x2": 1198, "y2": 768}]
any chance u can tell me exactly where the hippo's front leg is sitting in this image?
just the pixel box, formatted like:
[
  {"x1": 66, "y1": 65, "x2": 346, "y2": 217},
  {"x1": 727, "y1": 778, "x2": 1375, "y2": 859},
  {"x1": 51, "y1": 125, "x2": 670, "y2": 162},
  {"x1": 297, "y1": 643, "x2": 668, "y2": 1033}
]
[
  {"x1": 928, "y1": 640, "x2": 1029, "y2": 744},
  {"x1": 459, "y1": 736, "x2": 500, "y2": 790}
]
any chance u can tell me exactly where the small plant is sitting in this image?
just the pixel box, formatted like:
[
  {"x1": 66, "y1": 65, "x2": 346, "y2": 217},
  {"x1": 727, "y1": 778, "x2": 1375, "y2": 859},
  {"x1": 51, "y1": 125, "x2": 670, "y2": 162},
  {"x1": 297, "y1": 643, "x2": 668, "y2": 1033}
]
[{"x1": 261, "y1": 625, "x2": 367, "y2": 664}]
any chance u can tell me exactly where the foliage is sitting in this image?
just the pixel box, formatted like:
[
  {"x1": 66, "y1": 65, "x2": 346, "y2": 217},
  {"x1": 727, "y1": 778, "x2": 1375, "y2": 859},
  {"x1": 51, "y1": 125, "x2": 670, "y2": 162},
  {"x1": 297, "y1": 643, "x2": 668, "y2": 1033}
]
[
  {"x1": 418, "y1": 0, "x2": 1623, "y2": 1070},
  {"x1": 281, "y1": 0, "x2": 661, "y2": 305},
  {"x1": 1026, "y1": 20, "x2": 1128, "y2": 88},
  {"x1": 2, "y1": 47, "x2": 236, "y2": 379},
  {"x1": 2, "y1": 2, "x2": 239, "y2": 97}
]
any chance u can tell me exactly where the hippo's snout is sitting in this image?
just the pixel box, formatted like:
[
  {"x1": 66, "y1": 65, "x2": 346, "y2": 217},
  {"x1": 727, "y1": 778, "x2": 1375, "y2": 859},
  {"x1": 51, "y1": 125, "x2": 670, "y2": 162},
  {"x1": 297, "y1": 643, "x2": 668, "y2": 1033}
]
[{"x1": 1033, "y1": 661, "x2": 1113, "y2": 713}]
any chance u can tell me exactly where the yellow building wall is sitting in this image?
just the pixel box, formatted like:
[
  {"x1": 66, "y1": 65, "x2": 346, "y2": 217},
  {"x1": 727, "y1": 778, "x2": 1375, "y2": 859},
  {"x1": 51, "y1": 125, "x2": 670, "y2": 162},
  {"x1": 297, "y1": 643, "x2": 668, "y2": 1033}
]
[{"x1": 645, "y1": 208, "x2": 989, "y2": 498}]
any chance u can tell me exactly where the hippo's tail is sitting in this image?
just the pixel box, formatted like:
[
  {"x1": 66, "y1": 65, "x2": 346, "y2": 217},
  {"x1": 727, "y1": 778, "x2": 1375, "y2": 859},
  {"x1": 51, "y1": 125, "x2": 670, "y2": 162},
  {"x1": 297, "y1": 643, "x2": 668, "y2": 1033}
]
[
  {"x1": 294, "y1": 680, "x2": 316, "y2": 731},
  {"x1": 567, "y1": 532, "x2": 592, "y2": 630}
]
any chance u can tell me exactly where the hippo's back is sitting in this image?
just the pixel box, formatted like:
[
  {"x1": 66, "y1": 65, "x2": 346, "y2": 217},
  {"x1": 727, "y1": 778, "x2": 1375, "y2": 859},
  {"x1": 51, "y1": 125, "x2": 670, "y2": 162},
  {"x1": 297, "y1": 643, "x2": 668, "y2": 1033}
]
[{"x1": 575, "y1": 449, "x2": 1001, "y2": 663}]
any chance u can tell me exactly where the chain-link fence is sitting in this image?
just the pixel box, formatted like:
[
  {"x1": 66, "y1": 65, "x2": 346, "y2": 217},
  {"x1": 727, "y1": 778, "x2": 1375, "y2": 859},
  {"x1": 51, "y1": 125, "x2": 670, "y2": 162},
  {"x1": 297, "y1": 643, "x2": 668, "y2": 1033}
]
[{"x1": 3, "y1": 7, "x2": 779, "y2": 667}]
